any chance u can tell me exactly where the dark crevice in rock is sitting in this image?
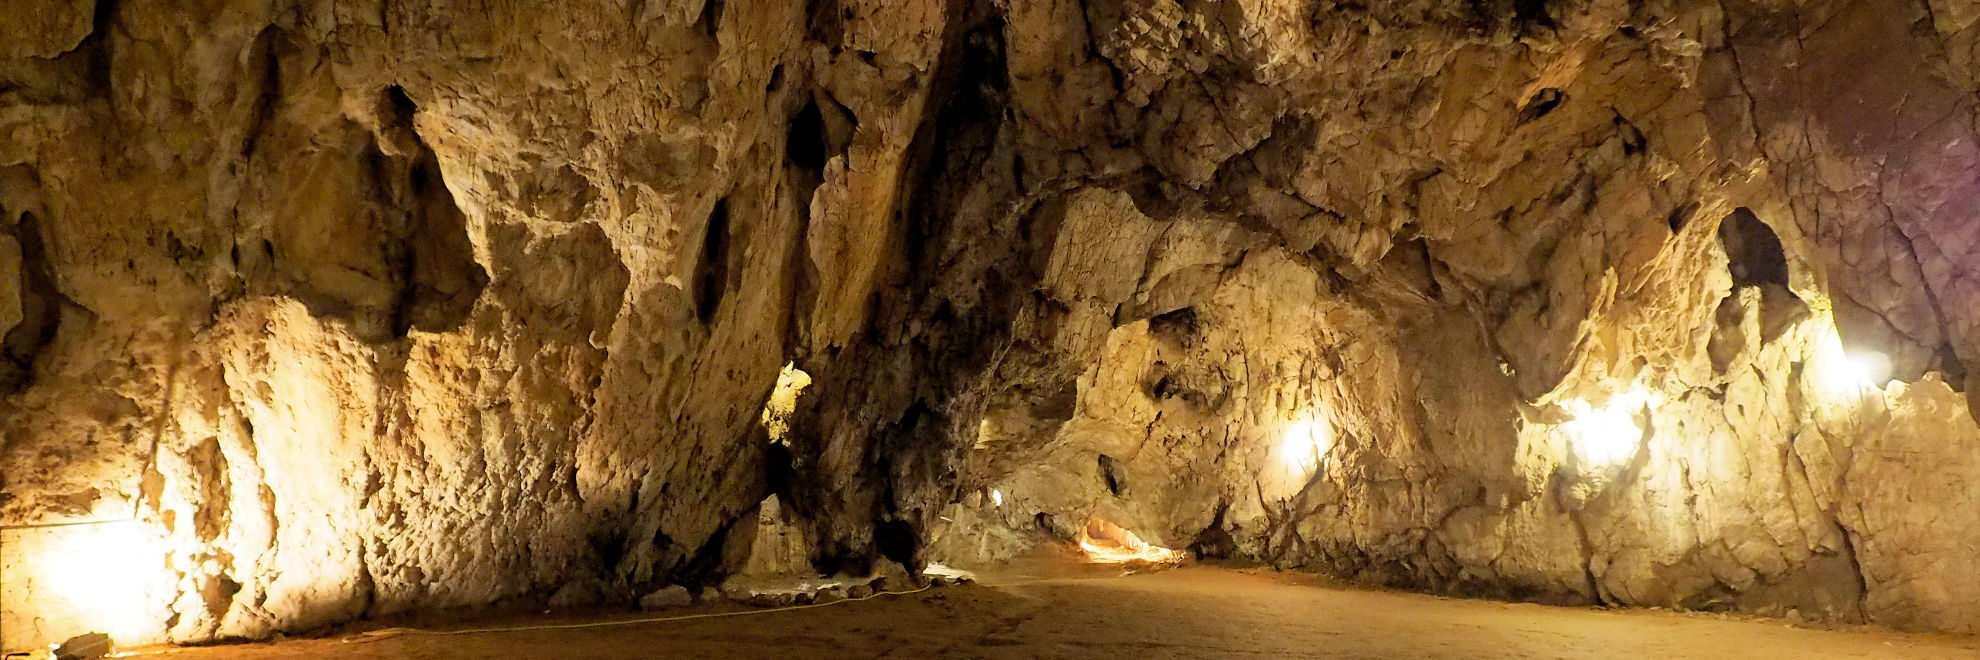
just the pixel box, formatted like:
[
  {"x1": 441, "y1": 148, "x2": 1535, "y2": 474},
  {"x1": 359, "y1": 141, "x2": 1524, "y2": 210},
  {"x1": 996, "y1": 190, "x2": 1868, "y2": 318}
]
[
  {"x1": 1512, "y1": 0, "x2": 1556, "y2": 30},
  {"x1": 695, "y1": 197, "x2": 732, "y2": 325},
  {"x1": 1517, "y1": 88, "x2": 1565, "y2": 124},
  {"x1": 1096, "y1": 453, "x2": 1126, "y2": 497},
  {"x1": 237, "y1": 28, "x2": 287, "y2": 160},
  {"x1": 1614, "y1": 112, "x2": 1648, "y2": 155},
  {"x1": 590, "y1": 526, "x2": 631, "y2": 577},
  {"x1": 1189, "y1": 504, "x2": 1237, "y2": 559},
  {"x1": 375, "y1": 87, "x2": 487, "y2": 337},
  {"x1": 873, "y1": 518, "x2": 918, "y2": 569},
  {"x1": 674, "y1": 513, "x2": 745, "y2": 589},
  {"x1": 392, "y1": 146, "x2": 488, "y2": 336},
  {"x1": 381, "y1": 85, "x2": 418, "y2": 132},
  {"x1": 786, "y1": 95, "x2": 847, "y2": 205},
  {"x1": 252, "y1": 85, "x2": 487, "y2": 340},
  {"x1": 3, "y1": 212, "x2": 88, "y2": 394},
  {"x1": 1935, "y1": 341, "x2": 1969, "y2": 391},
  {"x1": 697, "y1": 0, "x2": 724, "y2": 39},
  {"x1": 1719, "y1": 208, "x2": 1789, "y2": 289},
  {"x1": 1667, "y1": 201, "x2": 1699, "y2": 232},
  {"x1": 805, "y1": 0, "x2": 844, "y2": 46},
  {"x1": 1718, "y1": 208, "x2": 1808, "y2": 343},
  {"x1": 1147, "y1": 306, "x2": 1199, "y2": 347},
  {"x1": 764, "y1": 438, "x2": 796, "y2": 500},
  {"x1": 81, "y1": 0, "x2": 118, "y2": 93}
]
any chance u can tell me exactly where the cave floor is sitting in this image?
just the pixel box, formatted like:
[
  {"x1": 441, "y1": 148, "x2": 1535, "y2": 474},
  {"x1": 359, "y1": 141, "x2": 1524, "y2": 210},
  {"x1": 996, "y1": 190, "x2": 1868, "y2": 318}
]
[{"x1": 139, "y1": 565, "x2": 1980, "y2": 659}]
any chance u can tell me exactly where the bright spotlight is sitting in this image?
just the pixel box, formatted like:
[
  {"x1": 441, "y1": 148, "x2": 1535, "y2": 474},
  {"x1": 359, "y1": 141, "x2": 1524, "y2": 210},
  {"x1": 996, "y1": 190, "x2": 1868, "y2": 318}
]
[
  {"x1": 990, "y1": 489, "x2": 1004, "y2": 507},
  {"x1": 1278, "y1": 417, "x2": 1331, "y2": 473},
  {"x1": 28, "y1": 520, "x2": 169, "y2": 644},
  {"x1": 1840, "y1": 350, "x2": 1892, "y2": 390},
  {"x1": 1561, "y1": 396, "x2": 1644, "y2": 467},
  {"x1": 1810, "y1": 325, "x2": 1892, "y2": 396}
]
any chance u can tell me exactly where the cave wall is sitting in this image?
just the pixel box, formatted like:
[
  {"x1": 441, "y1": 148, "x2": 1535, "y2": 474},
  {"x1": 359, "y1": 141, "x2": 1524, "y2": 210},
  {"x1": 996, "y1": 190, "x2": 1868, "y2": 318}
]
[{"x1": 6, "y1": 0, "x2": 1980, "y2": 649}]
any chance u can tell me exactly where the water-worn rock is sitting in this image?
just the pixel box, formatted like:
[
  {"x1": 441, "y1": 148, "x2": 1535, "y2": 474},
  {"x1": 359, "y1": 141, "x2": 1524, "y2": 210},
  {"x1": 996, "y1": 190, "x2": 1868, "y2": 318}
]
[
  {"x1": 547, "y1": 581, "x2": 607, "y2": 609},
  {"x1": 638, "y1": 586, "x2": 692, "y2": 611},
  {"x1": 6, "y1": 0, "x2": 1980, "y2": 651},
  {"x1": 744, "y1": 592, "x2": 797, "y2": 609}
]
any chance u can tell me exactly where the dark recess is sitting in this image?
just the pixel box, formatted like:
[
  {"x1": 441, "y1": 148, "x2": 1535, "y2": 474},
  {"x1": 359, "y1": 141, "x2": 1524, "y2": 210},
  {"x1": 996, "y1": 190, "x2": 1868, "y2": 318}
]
[
  {"x1": 1517, "y1": 88, "x2": 1564, "y2": 124},
  {"x1": 1190, "y1": 505, "x2": 1238, "y2": 559},
  {"x1": 589, "y1": 527, "x2": 630, "y2": 574},
  {"x1": 1097, "y1": 453, "x2": 1127, "y2": 497},
  {"x1": 1667, "y1": 202, "x2": 1699, "y2": 231},
  {"x1": 389, "y1": 86, "x2": 489, "y2": 337},
  {"x1": 1715, "y1": 207, "x2": 1808, "y2": 344},
  {"x1": 788, "y1": 101, "x2": 828, "y2": 174},
  {"x1": 697, "y1": 0, "x2": 723, "y2": 38},
  {"x1": 382, "y1": 84, "x2": 418, "y2": 128},
  {"x1": 1718, "y1": 208, "x2": 1789, "y2": 289},
  {"x1": 872, "y1": 519, "x2": 918, "y2": 568},
  {"x1": 805, "y1": 0, "x2": 843, "y2": 45},
  {"x1": 3, "y1": 212, "x2": 85, "y2": 394},
  {"x1": 1615, "y1": 114, "x2": 1647, "y2": 155},
  {"x1": 765, "y1": 439, "x2": 795, "y2": 498},
  {"x1": 83, "y1": 0, "x2": 118, "y2": 92},
  {"x1": 695, "y1": 198, "x2": 731, "y2": 325},
  {"x1": 1513, "y1": 0, "x2": 1556, "y2": 29},
  {"x1": 1148, "y1": 306, "x2": 1200, "y2": 346}
]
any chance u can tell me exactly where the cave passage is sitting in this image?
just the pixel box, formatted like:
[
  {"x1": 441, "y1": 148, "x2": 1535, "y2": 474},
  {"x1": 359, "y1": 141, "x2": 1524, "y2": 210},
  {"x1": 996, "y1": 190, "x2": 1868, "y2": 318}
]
[
  {"x1": 8, "y1": 0, "x2": 1980, "y2": 657},
  {"x1": 109, "y1": 567, "x2": 1980, "y2": 660}
]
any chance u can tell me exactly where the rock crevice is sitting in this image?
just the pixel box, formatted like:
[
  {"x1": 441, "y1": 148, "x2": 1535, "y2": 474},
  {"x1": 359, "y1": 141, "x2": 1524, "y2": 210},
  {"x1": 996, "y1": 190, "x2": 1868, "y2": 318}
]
[{"x1": 7, "y1": 0, "x2": 1980, "y2": 649}]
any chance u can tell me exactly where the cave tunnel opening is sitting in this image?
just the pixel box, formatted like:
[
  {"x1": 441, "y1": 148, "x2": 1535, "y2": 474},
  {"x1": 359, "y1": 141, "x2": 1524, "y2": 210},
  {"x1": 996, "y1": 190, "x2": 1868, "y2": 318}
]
[
  {"x1": 693, "y1": 197, "x2": 732, "y2": 325},
  {"x1": 1713, "y1": 207, "x2": 1809, "y2": 349},
  {"x1": 17, "y1": 3, "x2": 1980, "y2": 658},
  {"x1": 1718, "y1": 207, "x2": 1790, "y2": 290}
]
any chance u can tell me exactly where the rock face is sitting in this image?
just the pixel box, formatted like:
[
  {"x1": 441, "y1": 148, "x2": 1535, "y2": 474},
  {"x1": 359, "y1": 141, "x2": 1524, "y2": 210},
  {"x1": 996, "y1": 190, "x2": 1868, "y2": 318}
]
[{"x1": 5, "y1": 0, "x2": 1980, "y2": 649}]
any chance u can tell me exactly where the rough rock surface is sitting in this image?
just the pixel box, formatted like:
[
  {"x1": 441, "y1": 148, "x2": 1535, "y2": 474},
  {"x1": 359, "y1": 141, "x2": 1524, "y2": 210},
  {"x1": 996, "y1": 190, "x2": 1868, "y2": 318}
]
[
  {"x1": 637, "y1": 585, "x2": 692, "y2": 611},
  {"x1": 6, "y1": 0, "x2": 1980, "y2": 649}
]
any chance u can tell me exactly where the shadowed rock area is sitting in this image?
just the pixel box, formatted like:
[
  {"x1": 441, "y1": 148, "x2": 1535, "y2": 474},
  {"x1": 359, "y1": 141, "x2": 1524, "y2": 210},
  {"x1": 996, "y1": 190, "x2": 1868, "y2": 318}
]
[{"x1": 6, "y1": 0, "x2": 1980, "y2": 651}]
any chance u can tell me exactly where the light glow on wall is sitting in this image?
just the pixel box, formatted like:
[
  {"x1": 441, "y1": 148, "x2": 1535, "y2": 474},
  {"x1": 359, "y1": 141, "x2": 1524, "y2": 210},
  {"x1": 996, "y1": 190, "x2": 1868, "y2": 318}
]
[
  {"x1": 1807, "y1": 316, "x2": 1893, "y2": 398},
  {"x1": 1076, "y1": 518, "x2": 1183, "y2": 564},
  {"x1": 760, "y1": 362, "x2": 813, "y2": 445},
  {"x1": 18, "y1": 520, "x2": 172, "y2": 645},
  {"x1": 1560, "y1": 389, "x2": 1658, "y2": 467},
  {"x1": 1278, "y1": 416, "x2": 1332, "y2": 474}
]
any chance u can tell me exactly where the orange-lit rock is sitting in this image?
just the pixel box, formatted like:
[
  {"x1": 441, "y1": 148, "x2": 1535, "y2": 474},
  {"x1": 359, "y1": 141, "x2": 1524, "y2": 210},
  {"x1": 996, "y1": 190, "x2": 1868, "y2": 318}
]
[{"x1": 6, "y1": 0, "x2": 1980, "y2": 651}]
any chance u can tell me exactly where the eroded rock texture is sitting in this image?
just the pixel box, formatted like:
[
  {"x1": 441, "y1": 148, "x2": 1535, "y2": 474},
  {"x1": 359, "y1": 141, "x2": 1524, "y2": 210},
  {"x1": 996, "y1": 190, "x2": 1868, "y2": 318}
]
[{"x1": 5, "y1": 0, "x2": 1980, "y2": 648}]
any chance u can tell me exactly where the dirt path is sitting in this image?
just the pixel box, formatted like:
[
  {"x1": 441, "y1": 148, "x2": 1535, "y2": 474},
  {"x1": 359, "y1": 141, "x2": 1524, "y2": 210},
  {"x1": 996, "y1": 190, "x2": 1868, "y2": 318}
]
[{"x1": 127, "y1": 566, "x2": 1980, "y2": 659}]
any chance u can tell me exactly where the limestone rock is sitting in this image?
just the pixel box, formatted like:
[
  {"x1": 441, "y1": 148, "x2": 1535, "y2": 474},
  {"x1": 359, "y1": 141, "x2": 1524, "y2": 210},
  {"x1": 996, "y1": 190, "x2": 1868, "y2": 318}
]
[
  {"x1": 547, "y1": 581, "x2": 606, "y2": 609},
  {"x1": 6, "y1": 0, "x2": 1980, "y2": 650},
  {"x1": 638, "y1": 586, "x2": 692, "y2": 611}
]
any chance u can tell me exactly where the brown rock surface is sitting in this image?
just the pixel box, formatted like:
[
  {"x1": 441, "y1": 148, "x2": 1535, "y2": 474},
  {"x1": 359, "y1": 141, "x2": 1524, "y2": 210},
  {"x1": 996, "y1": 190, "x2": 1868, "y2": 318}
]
[{"x1": 6, "y1": 0, "x2": 1980, "y2": 650}]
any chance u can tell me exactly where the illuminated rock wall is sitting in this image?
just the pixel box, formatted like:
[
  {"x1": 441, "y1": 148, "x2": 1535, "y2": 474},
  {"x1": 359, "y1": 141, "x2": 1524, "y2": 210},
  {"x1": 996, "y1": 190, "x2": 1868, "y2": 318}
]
[{"x1": 6, "y1": 0, "x2": 1980, "y2": 649}]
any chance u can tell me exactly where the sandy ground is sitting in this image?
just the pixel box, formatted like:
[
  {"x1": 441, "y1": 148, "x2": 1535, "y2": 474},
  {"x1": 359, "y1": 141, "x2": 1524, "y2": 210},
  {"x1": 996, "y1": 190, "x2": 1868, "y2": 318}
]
[{"x1": 118, "y1": 565, "x2": 1980, "y2": 659}]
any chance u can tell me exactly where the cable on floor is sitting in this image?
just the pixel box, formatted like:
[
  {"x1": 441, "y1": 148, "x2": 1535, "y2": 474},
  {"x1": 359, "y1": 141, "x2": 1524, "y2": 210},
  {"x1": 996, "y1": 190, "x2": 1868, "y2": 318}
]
[
  {"x1": 344, "y1": 583, "x2": 938, "y2": 643},
  {"x1": 110, "y1": 570, "x2": 1149, "y2": 656}
]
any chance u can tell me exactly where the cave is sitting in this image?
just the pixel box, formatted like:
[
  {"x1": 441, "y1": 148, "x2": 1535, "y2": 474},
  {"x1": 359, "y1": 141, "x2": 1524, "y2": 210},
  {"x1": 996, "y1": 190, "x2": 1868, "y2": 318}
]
[{"x1": 7, "y1": 1, "x2": 1980, "y2": 658}]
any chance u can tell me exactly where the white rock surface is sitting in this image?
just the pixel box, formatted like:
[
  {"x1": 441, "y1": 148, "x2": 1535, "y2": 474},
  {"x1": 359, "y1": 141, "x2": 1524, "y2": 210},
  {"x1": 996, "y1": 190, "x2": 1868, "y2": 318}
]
[{"x1": 5, "y1": 0, "x2": 1980, "y2": 651}]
